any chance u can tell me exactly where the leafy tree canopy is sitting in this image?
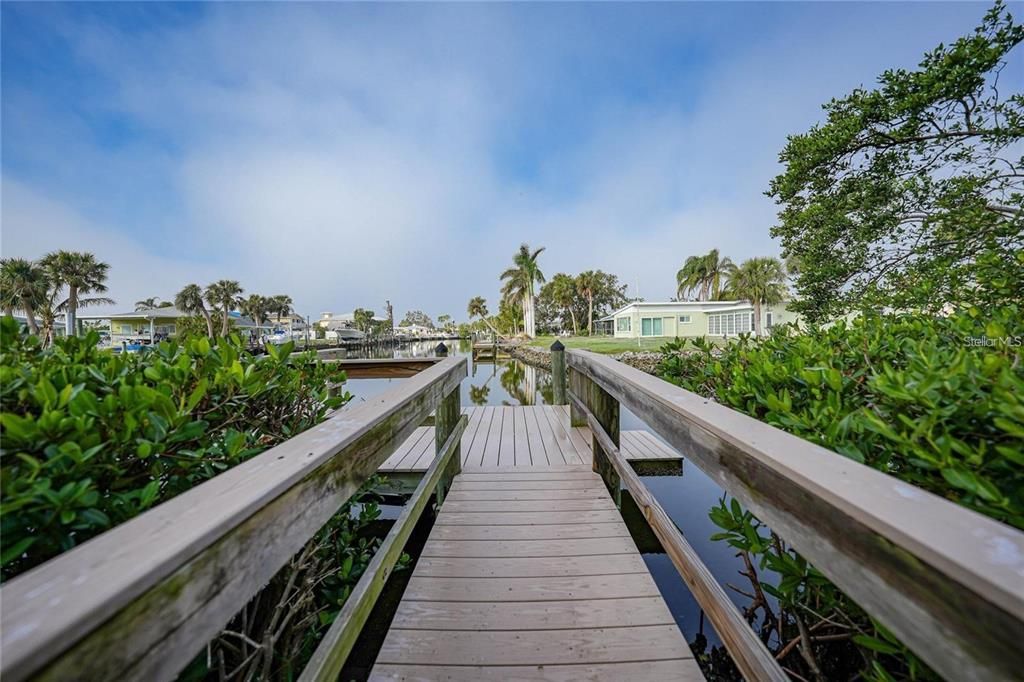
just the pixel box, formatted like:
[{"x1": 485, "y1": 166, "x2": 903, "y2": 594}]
[
  {"x1": 769, "y1": 1, "x2": 1024, "y2": 321},
  {"x1": 400, "y1": 310, "x2": 434, "y2": 328}
]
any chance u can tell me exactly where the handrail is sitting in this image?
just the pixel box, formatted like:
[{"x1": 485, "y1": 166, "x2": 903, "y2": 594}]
[
  {"x1": 300, "y1": 411, "x2": 467, "y2": 681},
  {"x1": 566, "y1": 349, "x2": 1024, "y2": 682},
  {"x1": 571, "y1": 394, "x2": 788, "y2": 681},
  {"x1": 0, "y1": 355, "x2": 468, "y2": 682}
]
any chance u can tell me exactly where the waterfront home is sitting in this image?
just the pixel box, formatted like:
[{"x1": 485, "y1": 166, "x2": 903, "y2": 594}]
[
  {"x1": 80, "y1": 307, "x2": 269, "y2": 345},
  {"x1": 317, "y1": 311, "x2": 389, "y2": 339},
  {"x1": 601, "y1": 300, "x2": 801, "y2": 339}
]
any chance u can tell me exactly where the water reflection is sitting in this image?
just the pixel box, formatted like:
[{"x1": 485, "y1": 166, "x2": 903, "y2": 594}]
[{"x1": 340, "y1": 340, "x2": 553, "y2": 409}]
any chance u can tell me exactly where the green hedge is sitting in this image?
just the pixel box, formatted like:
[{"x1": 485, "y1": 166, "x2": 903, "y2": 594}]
[
  {"x1": 0, "y1": 318, "x2": 347, "y2": 581},
  {"x1": 658, "y1": 305, "x2": 1022, "y2": 680},
  {"x1": 660, "y1": 306, "x2": 1023, "y2": 528}
]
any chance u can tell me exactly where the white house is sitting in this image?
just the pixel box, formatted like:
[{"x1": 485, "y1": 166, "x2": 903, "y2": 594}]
[{"x1": 600, "y1": 300, "x2": 801, "y2": 339}]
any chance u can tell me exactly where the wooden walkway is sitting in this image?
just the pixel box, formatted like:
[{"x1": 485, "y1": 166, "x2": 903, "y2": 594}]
[
  {"x1": 370, "y1": 466, "x2": 703, "y2": 681},
  {"x1": 379, "y1": 405, "x2": 681, "y2": 473}
]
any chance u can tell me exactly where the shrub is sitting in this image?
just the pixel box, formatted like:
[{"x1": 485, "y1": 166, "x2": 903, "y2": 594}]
[
  {"x1": 0, "y1": 318, "x2": 348, "y2": 580},
  {"x1": 660, "y1": 306, "x2": 1023, "y2": 527},
  {"x1": 658, "y1": 305, "x2": 1023, "y2": 680}
]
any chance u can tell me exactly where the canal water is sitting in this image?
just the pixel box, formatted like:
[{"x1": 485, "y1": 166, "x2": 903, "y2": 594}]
[{"x1": 341, "y1": 339, "x2": 772, "y2": 676}]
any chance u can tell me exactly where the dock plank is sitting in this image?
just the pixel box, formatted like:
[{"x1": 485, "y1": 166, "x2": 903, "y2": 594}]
[
  {"x1": 420, "y1": 537, "x2": 639, "y2": 558},
  {"x1": 413, "y1": 554, "x2": 649, "y2": 578},
  {"x1": 370, "y1": 660, "x2": 704, "y2": 682},
  {"x1": 428, "y1": 522, "x2": 631, "y2": 541},
  {"x1": 376, "y1": 625, "x2": 692, "y2": 666},
  {"x1": 498, "y1": 406, "x2": 515, "y2": 466},
  {"x1": 513, "y1": 406, "x2": 531, "y2": 466},
  {"x1": 436, "y1": 510, "x2": 625, "y2": 526}
]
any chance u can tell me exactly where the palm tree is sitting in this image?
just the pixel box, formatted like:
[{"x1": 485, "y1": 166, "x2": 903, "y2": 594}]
[
  {"x1": 270, "y1": 294, "x2": 293, "y2": 325},
  {"x1": 0, "y1": 258, "x2": 47, "y2": 333},
  {"x1": 575, "y1": 271, "x2": 601, "y2": 335},
  {"x1": 467, "y1": 296, "x2": 499, "y2": 337},
  {"x1": 676, "y1": 249, "x2": 736, "y2": 301},
  {"x1": 500, "y1": 244, "x2": 545, "y2": 338},
  {"x1": 676, "y1": 255, "x2": 708, "y2": 300},
  {"x1": 41, "y1": 251, "x2": 111, "y2": 336},
  {"x1": 703, "y1": 249, "x2": 736, "y2": 300},
  {"x1": 240, "y1": 294, "x2": 273, "y2": 331},
  {"x1": 175, "y1": 284, "x2": 214, "y2": 337},
  {"x1": 135, "y1": 297, "x2": 161, "y2": 311},
  {"x1": 205, "y1": 280, "x2": 243, "y2": 336},
  {"x1": 729, "y1": 257, "x2": 788, "y2": 335}
]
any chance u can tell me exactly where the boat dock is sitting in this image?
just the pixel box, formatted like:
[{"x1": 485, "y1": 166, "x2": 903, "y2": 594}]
[
  {"x1": 379, "y1": 405, "x2": 682, "y2": 473},
  {"x1": 3, "y1": 349, "x2": 1020, "y2": 682},
  {"x1": 371, "y1": 464, "x2": 701, "y2": 680}
]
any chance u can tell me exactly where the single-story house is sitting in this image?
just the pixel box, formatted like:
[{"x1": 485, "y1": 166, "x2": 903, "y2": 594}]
[
  {"x1": 80, "y1": 307, "x2": 270, "y2": 345},
  {"x1": 600, "y1": 300, "x2": 801, "y2": 339}
]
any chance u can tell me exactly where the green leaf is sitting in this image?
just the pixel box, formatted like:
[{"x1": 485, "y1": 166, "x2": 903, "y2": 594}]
[
  {"x1": 1, "y1": 538, "x2": 35, "y2": 566},
  {"x1": 853, "y1": 634, "x2": 901, "y2": 655}
]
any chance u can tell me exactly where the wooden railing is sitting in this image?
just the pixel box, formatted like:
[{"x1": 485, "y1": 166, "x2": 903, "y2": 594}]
[
  {"x1": 0, "y1": 350, "x2": 467, "y2": 682},
  {"x1": 559, "y1": 347, "x2": 1024, "y2": 682}
]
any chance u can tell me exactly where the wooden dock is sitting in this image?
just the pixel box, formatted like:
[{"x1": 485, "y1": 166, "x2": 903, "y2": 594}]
[
  {"x1": 7, "y1": 351, "x2": 1020, "y2": 682},
  {"x1": 379, "y1": 405, "x2": 682, "y2": 472},
  {"x1": 370, "y1": 465, "x2": 702, "y2": 680}
]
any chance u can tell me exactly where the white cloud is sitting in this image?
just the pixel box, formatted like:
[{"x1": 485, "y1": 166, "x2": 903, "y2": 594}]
[{"x1": 1, "y1": 2, "x2": 996, "y2": 318}]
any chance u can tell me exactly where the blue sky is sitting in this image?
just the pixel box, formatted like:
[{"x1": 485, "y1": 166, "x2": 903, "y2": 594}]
[{"x1": 0, "y1": 2, "x2": 1002, "y2": 321}]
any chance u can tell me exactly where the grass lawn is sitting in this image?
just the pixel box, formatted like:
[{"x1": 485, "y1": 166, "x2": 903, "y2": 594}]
[{"x1": 527, "y1": 335, "x2": 672, "y2": 354}]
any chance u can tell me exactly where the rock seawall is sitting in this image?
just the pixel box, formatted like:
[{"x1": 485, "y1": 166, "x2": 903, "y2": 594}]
[{"x1": 505, "y1": 344, "x2": 664, "y2": 375}]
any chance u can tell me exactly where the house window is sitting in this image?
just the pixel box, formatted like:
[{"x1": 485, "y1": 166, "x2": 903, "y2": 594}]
[
  {"x1": 641, "y1": 317, "x2": 663, "y2": 336},
  {"x1": 118, "y1": 324, "x2": 132, "y2": 335},
  {"x1": 616, "y1": 317, "x2": 631, "y2": 332},
  {"x1": 678, "y1": 315, "x2": 691, "y2": 323},
  {"x1": 708, "y1": 312, "x2": 752, "y2": 336},
  {"x1": 766, "y1": 312, "x2": 774, "y2": 328}
]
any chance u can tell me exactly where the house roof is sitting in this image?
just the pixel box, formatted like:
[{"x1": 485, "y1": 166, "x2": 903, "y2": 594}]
[
  {"x1": 599, "y1": 299, "x2": 754, "y2": 322},
  {"x1": 80, "y1": 307, "x2": 268, "y2": 328},
  {"x1": 80, "y1": 307, "x2": 192, "y2": 320}
]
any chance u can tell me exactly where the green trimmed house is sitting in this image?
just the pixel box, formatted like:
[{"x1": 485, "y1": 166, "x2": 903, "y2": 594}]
[
  {"x1": 80, "y1": 307, "x2": 270, "y2": 346},
  {"x1": 600, "y1": 300, "x2": 801, "y2": 339}
]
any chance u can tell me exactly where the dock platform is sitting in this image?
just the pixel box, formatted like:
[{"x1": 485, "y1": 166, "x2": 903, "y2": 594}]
[
  {"x1": 370, "y1": 465, "x2": 703, "y2": 680},
  {"x1": 379, "y1": 405, "x2": 682, "y2": 473}
]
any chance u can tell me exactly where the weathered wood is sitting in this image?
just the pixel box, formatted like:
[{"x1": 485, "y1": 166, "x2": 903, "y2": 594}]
[
  {"x1": 413, "y1": 554, "x2": 648, "y2": 578},
  {"x1": 429, "y1": 522, "x2": 631, "y2": 541},
  {"x1": 568, "y1": 349, "x2": 1024, "y2": 681},
  {"x1": 300, "y1": 413, "x2": 467, "y2": 681},
  {"x1": 375, "y1": 625, "x2": 691, "y2": 666},
  {"x1": 433, "y1": 384, "x2": 462, "y2": 506},
  {"x1": 569, "y1": 387, "x2": 620, "y2": 507},
  {"x1": 321, "y1": 357, "x2": 443, "y2": 378},
  {"x1": 568, "y1": 365, "x2": 587, "y2": 426},
  {"x1": 420, "y1": 536, "x2": 639, "y2": 558},
  {"x1": 0, "y1": 357, "x2": 468, "y2": 682},
  {"x1": 581, "y1": 402, "x2": 787, "y2": 682},
  {"x1": 389, "y1": 596, "x2": 672, "y2": 630},
  {"x1": 436, "y1": 510, "x2": 625, "y2": 525},
  {"x1": 369, "y1": 660, "x2": 703, "y2": 682},
  {"x1": 550, "y1": 339, "x2": 567, "y2": 405}
]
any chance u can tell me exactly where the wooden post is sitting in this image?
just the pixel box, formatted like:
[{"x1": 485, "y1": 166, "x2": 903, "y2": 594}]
[
  {"x1": 550, "y1": 340, "x2": 566, "y2": 405},
  {"x1": 588, "y1": 379, "x2": 620, "y2": 506},
  {"x1": 568, "y1": 366, "x2": 587, "y2": 426},
  {"x1": 433, "y1": 342, "x2": 460, "y2": 505}
]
